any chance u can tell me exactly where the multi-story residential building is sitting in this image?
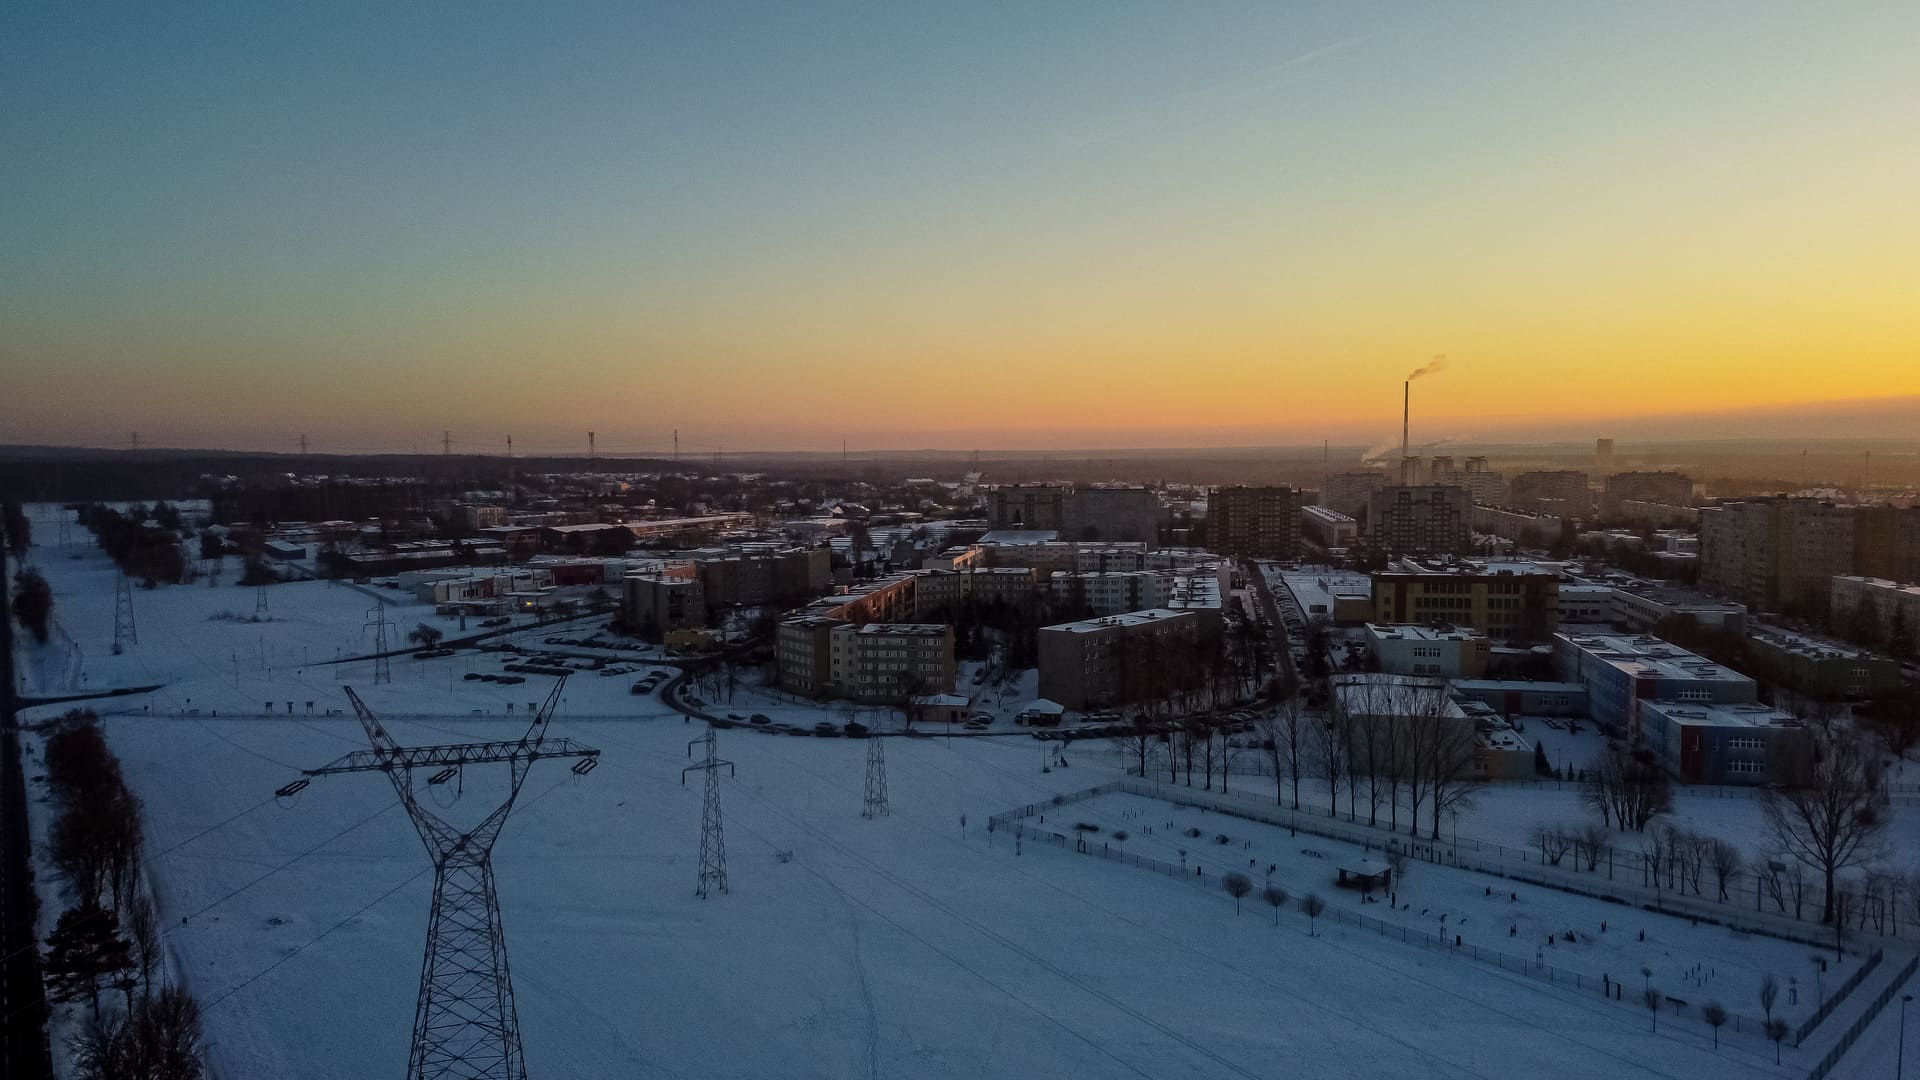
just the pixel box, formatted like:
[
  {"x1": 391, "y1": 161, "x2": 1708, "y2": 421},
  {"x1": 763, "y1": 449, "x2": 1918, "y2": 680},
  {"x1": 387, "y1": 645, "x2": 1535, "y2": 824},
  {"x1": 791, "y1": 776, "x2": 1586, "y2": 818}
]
[
  {"x1": 988, "y1": 484, "x2": 1071, "y2": 530},
  {"x1": 1853, "y1": 505, "x2": 1920, "y2": 585},
  {"x1": 828, "y1": 622, "x2": 956, "y2": 703},
  {"x1": 1065, "y1": 486, "x2": 1164, "y2": 547},
  {"x1": 1831, "y1": 575, "x2": 1920, "y2": 659},
  {"x1": 1208, "y1": 485, "x2": 1300, "y2": 559},
  {"x1": 1364, "y1": 623, "x2": 1490, "y2": 677},
  {"x1": 1699, "y1": 497, "x2": 1856, "y2": 613},
  {"x1": 1037, "y1": 608, "x2": 1203, "y2": 710},
  {"x1": 1048, "y1": 571, "x2": 1167, "y2": 616},
  {"x1": 1508, "y1": 471, "x2": 1592, "y2": 516},
  {"x1": 1320, "y1": 472, "x2": 1388, "y2": 517},
  {"x1": 914, "y1": 567, "x2": 1041, "y2": 614},
  {"x1": 1300, "y1": 504, "x2": 1359, "y2": 550},
  {"x1": 1370, "y1": 563, "x2": 1559, "y2": 642},
  {"x1": 1368, "y1": 485, "x2": 1471, "y2": 556},
  {"x1": 1617, "y1": 500, "x2": 1701, "y2": 529},
  {"x1": 1637, "y1": 701, "x2": 1809, "y2": 785},
  {"x1": 623, "y1": 573, "x2": 706, "y2": 638},
  {"x1": 1459, "y1": 457, "x2": 1506, "y2": 505},
  {"x1": 694, "y1": 545, "x2": 831, "y2": 609},
  {"x1": 1471, "y1": 505, "x2": 1564, "y2": 548},
  {"x1": 1552, "y1": 632, "x2": 1756, "y2": 740},
  {"x1": 1600, "y1": 471, "x2": 1693, "y2": 518}
]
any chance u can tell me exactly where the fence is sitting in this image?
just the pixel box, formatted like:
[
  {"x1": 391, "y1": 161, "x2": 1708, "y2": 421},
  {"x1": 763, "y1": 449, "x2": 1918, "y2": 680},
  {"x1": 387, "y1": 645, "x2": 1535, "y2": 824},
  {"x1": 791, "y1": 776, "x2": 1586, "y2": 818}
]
[
  {"x1": 1099, "y1": 756, "x2": 1920, "y2": 947},
  {"x1": 989, "y1": 801, "x2": 1782, "y2": 1049},
  {"x1": 1794, "y1": 947, "x2": 1883, "y2": 1045},
  {"x1": 1806, "y1": 952, "x2": 1919, "y2": 1080}
]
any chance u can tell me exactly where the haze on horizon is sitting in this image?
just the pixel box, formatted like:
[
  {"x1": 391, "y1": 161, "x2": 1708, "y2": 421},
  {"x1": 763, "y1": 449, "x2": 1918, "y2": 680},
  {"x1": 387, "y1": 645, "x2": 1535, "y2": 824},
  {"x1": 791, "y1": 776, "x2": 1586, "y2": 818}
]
[{"x1": 4, "y1": 3, "x2": 1918, "y2": 455}]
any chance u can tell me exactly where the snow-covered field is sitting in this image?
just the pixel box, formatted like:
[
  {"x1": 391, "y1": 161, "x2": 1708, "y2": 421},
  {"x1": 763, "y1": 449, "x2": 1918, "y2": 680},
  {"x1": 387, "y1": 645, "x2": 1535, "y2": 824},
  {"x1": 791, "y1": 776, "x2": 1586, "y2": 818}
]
[{"x1": 12, "y1": 507, "x2": 1916, "y2": 1078}]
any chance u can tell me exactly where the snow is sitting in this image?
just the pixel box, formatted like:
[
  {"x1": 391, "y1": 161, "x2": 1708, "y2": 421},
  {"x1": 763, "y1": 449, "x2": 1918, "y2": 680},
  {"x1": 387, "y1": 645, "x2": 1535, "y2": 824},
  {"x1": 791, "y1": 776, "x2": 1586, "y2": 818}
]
[{"x1": 13, "y1": 504, "x2": 1918, "y2": 1079}]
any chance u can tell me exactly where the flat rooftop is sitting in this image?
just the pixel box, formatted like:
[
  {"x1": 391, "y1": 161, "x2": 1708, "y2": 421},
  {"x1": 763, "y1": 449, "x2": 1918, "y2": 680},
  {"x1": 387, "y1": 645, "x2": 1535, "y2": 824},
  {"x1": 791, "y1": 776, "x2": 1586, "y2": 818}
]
[
  {"x1": 1641, "y1": 700, "x2": 1801, "y2": 730},
  {"x1": 1041, "y1": 608, "x2": 1196, "y2": 634},
  {"x1": 1748, "y1": 625, "x2": 1885, "y2": 661},
  {"x1": 1365, "y1": 623, "x2": 1484, "y2": 643},
  {"x1": 1556, "y1": 632, "x2": 1751, "y2": 684}
]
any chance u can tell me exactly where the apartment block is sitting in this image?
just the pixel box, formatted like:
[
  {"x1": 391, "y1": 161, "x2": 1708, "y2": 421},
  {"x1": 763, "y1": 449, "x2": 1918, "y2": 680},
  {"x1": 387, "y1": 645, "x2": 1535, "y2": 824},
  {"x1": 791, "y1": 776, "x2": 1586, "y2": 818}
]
[
  {"x1": 1320, "y1": 472, "x2": 1388, "y2": 517},
  {"x1": 1208, "y1": 485, "x2": 1300, "y2": 559},
  {"x1": 1508, "y1": 471, "x2": 1592, "y2": 515},
  {"x1": 1367, "y1": 485, "x2": 1471, "y2": 556},
  {"x1": 1036, "y1": 609, "x2": 1203, "y2": 710},
  {"x1": 1831, "y1": 575, "x2": 1920, "y2": 659},
  {"x1": 1600, "y1": 471, "x2": 1692, "y2": 518},
  {"x1": 1699, "y1": 497, "x2": 1856, "y2": 614}
]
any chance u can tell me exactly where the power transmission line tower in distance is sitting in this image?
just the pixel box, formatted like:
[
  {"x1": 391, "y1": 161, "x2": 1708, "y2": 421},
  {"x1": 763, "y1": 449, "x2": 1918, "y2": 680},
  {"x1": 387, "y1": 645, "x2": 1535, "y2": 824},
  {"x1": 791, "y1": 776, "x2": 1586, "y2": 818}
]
[
  {"x1": 364, "y1": 607, "x2": 393, "y2": 684},
  {"x1": 112, "y1": 575, "x2": 137, "y2": 654},
  {"x1": 255, "y1": 583, "x2": 269, "y2": 617},
  {"x1": 275, "y1": 679, "x2": 599, "y2": 1080},
  {"x1": 863, "y1": 732, "x2": 889, "y2": 819},
  {"x1": 682, "y1": 729, "x2": 734, "y2": 898}
]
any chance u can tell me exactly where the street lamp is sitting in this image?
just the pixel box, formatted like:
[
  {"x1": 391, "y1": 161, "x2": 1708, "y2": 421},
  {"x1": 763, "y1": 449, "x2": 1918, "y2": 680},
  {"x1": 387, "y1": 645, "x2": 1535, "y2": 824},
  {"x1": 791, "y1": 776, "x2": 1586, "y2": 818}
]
[{"x1": 1899, "y1": 994, "x2": 1913, "y2": 1080}]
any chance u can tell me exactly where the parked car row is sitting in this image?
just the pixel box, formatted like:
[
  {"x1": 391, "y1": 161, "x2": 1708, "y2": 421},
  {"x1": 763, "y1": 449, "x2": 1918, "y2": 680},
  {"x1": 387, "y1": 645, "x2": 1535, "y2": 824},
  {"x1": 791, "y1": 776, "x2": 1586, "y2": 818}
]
[{"x1": 463, "y1": 672, "x2": 528, "y2": 685}]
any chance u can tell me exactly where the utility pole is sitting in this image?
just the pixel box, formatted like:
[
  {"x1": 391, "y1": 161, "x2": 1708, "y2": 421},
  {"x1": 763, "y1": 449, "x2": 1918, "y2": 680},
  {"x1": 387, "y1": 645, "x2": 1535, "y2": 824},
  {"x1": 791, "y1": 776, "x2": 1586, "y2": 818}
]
[
  {"x1": 863, "y1": 731, "x2": 890, "y2": 818},
  {"x1": 129, "y1": 431, "x2": 139, "y2": 452},
  {"x1": 299, "y1": 433, "x2": 308, "y2": 456},
  {"x1": 112, "y1": 575, "x2": 137, "y2": 654},
  {"x1": 672, "y1": 429, "x2": 679, "y2": 464},
  {"x1": 276, "y1": 681, "x2": 599, "y2": 1080},
  {"x1": 443, "y1": 430, "x2": 452, "y2": 456},
  {"x1": 682, "y1": 729, "x2": 734, "y2": 898}
]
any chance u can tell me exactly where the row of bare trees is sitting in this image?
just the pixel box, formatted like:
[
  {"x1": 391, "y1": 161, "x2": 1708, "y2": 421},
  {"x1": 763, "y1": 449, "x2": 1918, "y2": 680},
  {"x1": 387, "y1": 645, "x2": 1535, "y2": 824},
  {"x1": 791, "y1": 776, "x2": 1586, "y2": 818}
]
[{"x1": 39, "y1": 711, "x2": 204, "y2": 1079}]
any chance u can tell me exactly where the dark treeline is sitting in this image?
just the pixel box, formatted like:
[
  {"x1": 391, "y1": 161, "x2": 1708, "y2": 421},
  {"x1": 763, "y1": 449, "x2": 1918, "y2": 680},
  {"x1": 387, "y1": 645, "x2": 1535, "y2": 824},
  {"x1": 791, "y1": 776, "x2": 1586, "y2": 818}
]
[
  {"x1": 77, "y1": 503, "x2": 189, "y2": 585},
  {"x1": 39, "y1": 711, "x2": 204, "y2": 1079}
]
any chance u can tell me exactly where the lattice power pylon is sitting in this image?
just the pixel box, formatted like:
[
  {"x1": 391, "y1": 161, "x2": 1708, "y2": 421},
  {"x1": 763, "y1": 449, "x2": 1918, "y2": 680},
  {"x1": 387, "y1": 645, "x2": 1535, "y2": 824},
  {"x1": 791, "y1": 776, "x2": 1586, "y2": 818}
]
[
  {"x1": 256, "y1": 583, "x2": 270, "y2": 616},
  {"x1": 112, "y1": 575, "x2": 137, "y2": 654},
  {"x1": 365, "y1": 607, "x2": 394, "y2": 685},
  {"x1": 277, "y1": 678, "x2": 599, "y2": 1080},
  {"x1": 682, "y1": 729, "x2": 734, "y2": 898},
  {"x1": 862, "y1": 732, "x2": 889, "y2": 819}
]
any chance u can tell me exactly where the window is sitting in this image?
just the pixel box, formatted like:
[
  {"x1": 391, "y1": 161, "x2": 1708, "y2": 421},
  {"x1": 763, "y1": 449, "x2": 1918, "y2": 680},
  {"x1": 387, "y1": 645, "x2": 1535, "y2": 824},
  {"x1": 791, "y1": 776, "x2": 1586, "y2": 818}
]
[{"x1": 1728, "y1": 760, "x2": 1764, "y2": 775}]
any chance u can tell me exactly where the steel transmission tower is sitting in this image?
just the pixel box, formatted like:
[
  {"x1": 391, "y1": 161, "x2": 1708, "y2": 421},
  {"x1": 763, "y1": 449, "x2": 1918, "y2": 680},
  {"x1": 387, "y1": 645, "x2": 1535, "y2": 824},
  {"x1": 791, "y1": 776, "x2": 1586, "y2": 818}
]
[
  {"x1": 681, "y1": 729, "x2": 734, "y2": 898},
  {"x1": 112, "y1": 575, "x2": 137, "y2": 653},
  {"x1": 277, "y1": 679, "x2": 599, "y2": 1080},
  {"x1": 365, "y1": 607, "x2": 394, "y2": 684},
  {"x1": 255, "y1": 583, "x2": 270, "y2": 616},
  {"x1": 862, "y1": 732, "x2": 889, "y2": 818}
]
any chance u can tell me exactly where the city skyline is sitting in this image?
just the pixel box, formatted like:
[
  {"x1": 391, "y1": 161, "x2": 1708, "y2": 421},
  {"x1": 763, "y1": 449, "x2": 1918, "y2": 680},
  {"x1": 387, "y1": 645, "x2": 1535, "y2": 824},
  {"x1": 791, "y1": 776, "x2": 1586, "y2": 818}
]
[{"x1": 5, "y1": 3, "x2": 1918, "y2": 452}]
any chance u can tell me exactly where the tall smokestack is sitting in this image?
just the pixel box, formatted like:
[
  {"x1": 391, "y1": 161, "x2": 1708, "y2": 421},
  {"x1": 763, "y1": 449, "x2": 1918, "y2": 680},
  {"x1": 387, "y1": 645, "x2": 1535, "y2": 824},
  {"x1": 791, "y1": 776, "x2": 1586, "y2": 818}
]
[{"x1": 1402, "y1": 380, "x2": 1410, "y2": 462}]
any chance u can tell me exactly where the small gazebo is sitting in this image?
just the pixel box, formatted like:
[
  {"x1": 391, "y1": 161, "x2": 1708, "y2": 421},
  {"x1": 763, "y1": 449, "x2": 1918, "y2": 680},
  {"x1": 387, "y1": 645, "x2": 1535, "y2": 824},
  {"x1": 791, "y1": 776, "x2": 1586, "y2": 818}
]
[{"x1": 1335, "y1": 856, "x2": 1392, "y2": 894}]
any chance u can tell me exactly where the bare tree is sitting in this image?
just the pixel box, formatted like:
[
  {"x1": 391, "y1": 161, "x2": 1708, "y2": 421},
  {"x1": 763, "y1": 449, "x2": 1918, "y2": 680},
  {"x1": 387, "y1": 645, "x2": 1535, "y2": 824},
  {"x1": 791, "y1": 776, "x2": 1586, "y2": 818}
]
[
  {"x1": 125, "y1": 891, "x2": 160, "y2": 1001},
  {"x1": 1258, "y1": 696, "x2": 1310, "y2": 810},
  {"x1": 1313, "y1": 711, "x2": 1349, "y2": 818},
  {"x1": 1299, "y1": 893, "x2": 1325, "y2": 935},
  {"x1": 1531, "y1": 825, "x2": 1575, "y2": 867},
  {"x1": 1764, "y1": 1018, "x2": 1789, "y2": 1065},
  {"x1": 1758, "y1": 973, "x2": 1778, "y2": 1026},
  {"x1": 1261, "y1": 883, "x2": 1289, "y2": 926},
  {"x1": 1583, "y1": 748, "x2": 1671, "y2": 832},
  {"x1": 1708, "y1": 839, "x2": 1743, "y2": 902},
  {"x1": 1762, "y1": 729, "x2": 1887, "y2": 924},
  {"x1": 1643, "y1": 987, "x2": 1662, "y2": 1032},
  {"x1": 1572, "y1": 822, "x2": 1609, "y2": 872},
  {"x1": 1701, "y1": 1002, "x2": 1728, "y2": 1049},
  {"x1": 1222, "y1": 871, "x2": 1252, "y2": 914}
]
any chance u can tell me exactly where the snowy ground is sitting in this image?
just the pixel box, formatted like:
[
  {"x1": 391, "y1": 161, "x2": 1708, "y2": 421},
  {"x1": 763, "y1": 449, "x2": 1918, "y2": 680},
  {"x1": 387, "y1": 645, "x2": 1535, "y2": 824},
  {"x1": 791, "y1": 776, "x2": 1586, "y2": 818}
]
[{"x1": 12, "y1": 508, "x2": 1917, "y2": 1079}]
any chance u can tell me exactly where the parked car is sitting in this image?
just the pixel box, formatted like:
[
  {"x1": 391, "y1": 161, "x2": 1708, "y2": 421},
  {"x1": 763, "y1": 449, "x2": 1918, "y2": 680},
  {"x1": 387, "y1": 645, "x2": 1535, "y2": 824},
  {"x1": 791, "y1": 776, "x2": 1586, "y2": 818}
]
[{"x1": 749, "y1": 715, "x2": 773, "y2": 726}]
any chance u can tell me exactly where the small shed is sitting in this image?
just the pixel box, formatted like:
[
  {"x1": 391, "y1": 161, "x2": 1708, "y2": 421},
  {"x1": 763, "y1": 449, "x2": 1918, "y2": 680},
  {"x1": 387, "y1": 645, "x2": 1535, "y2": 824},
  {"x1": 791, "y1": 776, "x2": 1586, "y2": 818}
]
[
  {"x1": 1335, "y1": 856, "x2": 1392, "y2": 894},
  {"x1": 1017, "y1": 698, "x2": 1066, "y2": 727},
  {"x1": 911, "y1": 693, "x2": 970, "y2": 728}
]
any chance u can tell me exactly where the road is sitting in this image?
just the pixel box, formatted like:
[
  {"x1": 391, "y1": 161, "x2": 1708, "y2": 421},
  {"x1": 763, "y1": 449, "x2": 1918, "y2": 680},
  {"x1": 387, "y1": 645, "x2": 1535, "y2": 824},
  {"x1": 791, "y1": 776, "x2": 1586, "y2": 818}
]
[
  {"x1": 1239, "y1": 558, "x2": 1298, "y2": 683},
  {"x1": 1, "y1": 540, "x2": 53, "y2": 1079}
]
